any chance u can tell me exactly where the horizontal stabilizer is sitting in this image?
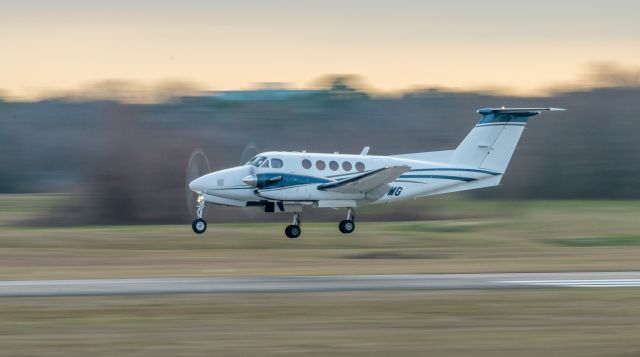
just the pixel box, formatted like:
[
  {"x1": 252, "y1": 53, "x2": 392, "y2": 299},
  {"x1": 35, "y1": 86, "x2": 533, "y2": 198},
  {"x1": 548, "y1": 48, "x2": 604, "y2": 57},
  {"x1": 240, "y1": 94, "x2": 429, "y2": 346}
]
[
  {"x1": 478, "y1": 107, "x2": 566, "y2": 115},
  {"x1": 318, "y1": 165, "x2": 410, "y2": 194}
]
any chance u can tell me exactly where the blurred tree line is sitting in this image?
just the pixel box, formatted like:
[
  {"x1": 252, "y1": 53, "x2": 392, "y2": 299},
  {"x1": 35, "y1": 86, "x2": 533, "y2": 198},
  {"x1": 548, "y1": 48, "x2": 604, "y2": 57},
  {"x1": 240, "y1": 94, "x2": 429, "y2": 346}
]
[{"x1": 1, "y1": 78, "x2": 639, "y2": 224}]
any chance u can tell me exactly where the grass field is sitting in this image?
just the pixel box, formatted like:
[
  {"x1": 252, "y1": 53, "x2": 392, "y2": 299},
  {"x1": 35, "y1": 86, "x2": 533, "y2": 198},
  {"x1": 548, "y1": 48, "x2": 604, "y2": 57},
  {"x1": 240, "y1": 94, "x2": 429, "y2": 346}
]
[
  {"x1": 1, "y1": 195, "x2": 640, "y2": 279},
  {"x1": 1, "y1": 290, "x2": 640, "y2": 356},
  {"x1": 2, "y1": 195, "x2": 640, "y2": 356}
]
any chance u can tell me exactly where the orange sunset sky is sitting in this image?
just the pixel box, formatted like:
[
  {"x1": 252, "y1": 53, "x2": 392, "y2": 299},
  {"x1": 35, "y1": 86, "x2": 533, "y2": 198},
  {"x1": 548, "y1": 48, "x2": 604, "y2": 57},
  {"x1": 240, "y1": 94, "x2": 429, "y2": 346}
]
[{"x1": 1, "y1": 0, "x2": 639, "y2": 98}]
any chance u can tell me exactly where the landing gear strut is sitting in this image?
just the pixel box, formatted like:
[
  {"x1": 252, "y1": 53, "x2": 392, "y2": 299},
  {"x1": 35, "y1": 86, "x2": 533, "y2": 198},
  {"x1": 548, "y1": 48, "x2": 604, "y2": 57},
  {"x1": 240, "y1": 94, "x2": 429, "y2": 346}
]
[
  {"x1": 339, "y1": 208, "x2": 355, "y2": 234},
  {"x1": 192, "y1": 194, "x2": 207, "y2": 234},
  {"x1": 285, "y1": 212, "x2": 302, "y2": 238}
]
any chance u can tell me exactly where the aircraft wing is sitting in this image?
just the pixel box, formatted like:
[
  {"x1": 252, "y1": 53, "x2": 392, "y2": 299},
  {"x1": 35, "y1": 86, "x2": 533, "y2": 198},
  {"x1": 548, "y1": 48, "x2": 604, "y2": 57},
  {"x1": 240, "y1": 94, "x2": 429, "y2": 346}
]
[{"x1": 318, "y1": 165, "x2": 411, "y2": 194}]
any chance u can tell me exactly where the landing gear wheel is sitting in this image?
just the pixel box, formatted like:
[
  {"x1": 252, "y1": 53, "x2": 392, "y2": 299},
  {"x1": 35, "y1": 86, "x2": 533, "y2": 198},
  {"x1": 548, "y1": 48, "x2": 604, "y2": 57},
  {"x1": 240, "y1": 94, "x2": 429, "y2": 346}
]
[
  {"x1": 285, "y1": 225, "x2": 301, "y2": 239},
  {"x1": 339, "y1": 220, "x2": 355, "y2": 234},
  {"x1": 192, "y1": 218, "x2": 207, "y2": 234}
]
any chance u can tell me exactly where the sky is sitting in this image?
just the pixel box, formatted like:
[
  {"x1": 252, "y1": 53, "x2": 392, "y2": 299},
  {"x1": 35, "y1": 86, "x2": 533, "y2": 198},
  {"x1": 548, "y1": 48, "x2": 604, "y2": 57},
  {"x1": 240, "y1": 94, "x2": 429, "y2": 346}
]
[{"x1": 1, "y1": 0, "x2": 639, "y2": 98}]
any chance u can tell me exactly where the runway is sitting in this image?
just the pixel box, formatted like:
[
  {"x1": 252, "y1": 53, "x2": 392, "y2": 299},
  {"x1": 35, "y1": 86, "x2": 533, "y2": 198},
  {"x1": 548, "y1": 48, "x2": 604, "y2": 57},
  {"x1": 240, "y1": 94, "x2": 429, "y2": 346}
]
[{"x1": 2, "y1": 272, "x2": 640, "y2": 297}]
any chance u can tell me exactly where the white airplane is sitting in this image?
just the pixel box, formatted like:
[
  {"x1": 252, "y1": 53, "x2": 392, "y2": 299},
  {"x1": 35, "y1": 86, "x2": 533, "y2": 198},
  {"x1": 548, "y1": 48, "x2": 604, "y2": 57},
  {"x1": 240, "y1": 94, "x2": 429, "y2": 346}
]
[{"x1": 187, "y1": 107, "x2": 564, "y2": 238}]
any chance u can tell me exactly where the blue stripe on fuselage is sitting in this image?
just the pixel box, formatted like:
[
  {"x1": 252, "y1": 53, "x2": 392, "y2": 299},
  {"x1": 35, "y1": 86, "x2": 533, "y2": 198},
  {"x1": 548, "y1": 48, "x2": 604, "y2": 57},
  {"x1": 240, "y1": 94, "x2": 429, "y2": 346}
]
[
  {"x1": 209, "y1": 168, "x2": 499, "y2": 193},
  {"x1": 257, "y1": 173, "x2": 331, "y2": 189},
  {"x1": 399, "y1": 174, "x2": 476, "y2": 182},
  {"x1": 409, "y1": 168, "x2": 501, "y2": 175}
]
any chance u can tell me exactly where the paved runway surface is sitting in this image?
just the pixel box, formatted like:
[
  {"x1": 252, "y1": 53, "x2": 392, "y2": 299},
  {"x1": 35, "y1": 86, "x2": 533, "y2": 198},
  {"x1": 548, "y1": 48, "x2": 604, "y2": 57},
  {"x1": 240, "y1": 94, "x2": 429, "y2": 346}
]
[{"x1": 2, "y1": 272, "x2": 640, "y2": 297}]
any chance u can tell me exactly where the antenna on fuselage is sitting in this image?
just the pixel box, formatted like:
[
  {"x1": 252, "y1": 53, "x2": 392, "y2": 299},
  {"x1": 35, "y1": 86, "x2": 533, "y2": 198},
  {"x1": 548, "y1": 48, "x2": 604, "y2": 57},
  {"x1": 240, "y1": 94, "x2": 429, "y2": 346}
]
[{"x1": 360, "y1": 146, "x2": 370, "y2": 156}]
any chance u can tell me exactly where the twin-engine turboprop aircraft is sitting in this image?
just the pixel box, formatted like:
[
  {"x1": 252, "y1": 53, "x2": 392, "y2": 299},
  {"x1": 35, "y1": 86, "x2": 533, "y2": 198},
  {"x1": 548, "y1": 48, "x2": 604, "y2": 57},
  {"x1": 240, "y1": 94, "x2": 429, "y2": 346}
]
[{"x1": 187, "y1": 107, "x2": 564, "y2": 238}]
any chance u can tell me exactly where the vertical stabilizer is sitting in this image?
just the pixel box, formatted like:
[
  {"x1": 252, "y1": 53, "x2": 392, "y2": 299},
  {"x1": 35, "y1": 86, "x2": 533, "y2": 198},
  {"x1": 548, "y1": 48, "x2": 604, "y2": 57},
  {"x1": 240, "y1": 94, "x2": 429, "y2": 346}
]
[{"x1": 451, "y1": 108, "x2": 563, "y2": 172}]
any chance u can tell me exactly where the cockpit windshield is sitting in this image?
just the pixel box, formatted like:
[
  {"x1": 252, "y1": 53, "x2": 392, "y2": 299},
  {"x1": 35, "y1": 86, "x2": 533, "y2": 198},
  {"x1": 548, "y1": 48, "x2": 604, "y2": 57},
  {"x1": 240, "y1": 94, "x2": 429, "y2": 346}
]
[{"x1": 246, "y1": 156, "x2": 268, "y2": 167}]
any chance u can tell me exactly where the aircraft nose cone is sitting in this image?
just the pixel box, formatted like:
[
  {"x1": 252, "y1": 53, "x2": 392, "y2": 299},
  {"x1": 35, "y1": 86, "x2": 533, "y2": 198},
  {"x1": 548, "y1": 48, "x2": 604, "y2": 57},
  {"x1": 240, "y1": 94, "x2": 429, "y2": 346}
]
[
  {"x1": 242, "y1": 175, "x2": 257, "y2": 187},
  {"x1": 189, "y1": 177, "x2": 205, "y2": 193}
]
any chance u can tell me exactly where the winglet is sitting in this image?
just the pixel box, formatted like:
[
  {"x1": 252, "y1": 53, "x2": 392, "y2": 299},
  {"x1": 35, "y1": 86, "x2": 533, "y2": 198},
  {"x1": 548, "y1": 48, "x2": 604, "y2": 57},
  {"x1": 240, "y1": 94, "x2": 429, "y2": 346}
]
[{"x1": 360, "y1": 146, "x2": 370, "y2": 156}]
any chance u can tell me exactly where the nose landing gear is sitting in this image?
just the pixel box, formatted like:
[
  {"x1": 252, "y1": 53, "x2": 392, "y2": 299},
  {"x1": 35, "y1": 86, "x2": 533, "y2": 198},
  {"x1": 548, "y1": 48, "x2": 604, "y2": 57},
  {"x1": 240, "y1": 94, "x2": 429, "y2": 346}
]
[
  {"x1": 338, "y1": 208, "x2": 355, "y2": 234},
  {"x1": 191, "y1": 194, "x2": 207, "y2": 234},
  {"x1": 192, "y1": 218, "x2": 207, "y2": 234},
  {"x1": 285, "y1": 212, "x2": 302, "y2": 238}
]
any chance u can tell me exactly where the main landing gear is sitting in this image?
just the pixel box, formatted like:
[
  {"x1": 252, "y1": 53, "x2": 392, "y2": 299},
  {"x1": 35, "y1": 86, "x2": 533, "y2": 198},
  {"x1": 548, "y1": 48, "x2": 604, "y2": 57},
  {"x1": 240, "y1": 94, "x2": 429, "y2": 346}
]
[
  {"x1": 285, "y1": 212, "x2": 302, "y2": 238},
  {"x1": 338, "y1": 208, "x2": 356, "y2": 234},
  {"x1": 283, "y1": 209, "x2": 355, "y2": 238},
  {"x1": 191, "y1": 195, "x2": 207, "y2": 234}
]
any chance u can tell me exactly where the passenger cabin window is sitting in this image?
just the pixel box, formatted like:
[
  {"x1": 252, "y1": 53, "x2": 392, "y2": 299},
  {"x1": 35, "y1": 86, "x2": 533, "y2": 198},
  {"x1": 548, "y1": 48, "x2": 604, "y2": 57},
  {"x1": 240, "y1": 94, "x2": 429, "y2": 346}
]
[
  {"x1": 329, "y1": 161, "x2": 339, "y2": 171},
  {"x1": 247, "y1": 156, "x2": 267, "y2": 167},
  {"x1": 271, "y1": 158, "x2": 284, "y2": 169},
  {"x1": 316, "y1": 160, "x2": 326, "y2": 170},
  {"x1": 355, "y1": 162, "x2": 365, "y2": 172},
  {"x1": 342, "y1": 161, "x2": 352, "y2": 171},
  {"x1": 302, "y1": 159, "x2": 312, "y2": 169}
]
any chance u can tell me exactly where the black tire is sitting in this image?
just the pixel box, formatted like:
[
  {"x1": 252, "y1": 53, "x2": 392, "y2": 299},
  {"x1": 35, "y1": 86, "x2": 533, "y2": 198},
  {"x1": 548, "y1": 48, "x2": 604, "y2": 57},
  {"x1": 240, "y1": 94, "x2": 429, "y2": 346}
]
[
  {"x1": 285, "y1": 225, "x2": 301, "y2": 238},
  {"x1": 339, "y1": 220, "x2": 355, "y2": 234},
  {"x1": 192, "y1": 218, "x2": 207, "y2": 234}
]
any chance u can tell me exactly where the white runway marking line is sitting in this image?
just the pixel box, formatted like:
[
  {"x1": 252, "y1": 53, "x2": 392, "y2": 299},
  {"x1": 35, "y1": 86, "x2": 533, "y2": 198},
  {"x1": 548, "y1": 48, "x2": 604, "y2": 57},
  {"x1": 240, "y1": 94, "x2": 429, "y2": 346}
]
[{"x1": 500, "y1": 279, "x2": 640, "y2": 287}]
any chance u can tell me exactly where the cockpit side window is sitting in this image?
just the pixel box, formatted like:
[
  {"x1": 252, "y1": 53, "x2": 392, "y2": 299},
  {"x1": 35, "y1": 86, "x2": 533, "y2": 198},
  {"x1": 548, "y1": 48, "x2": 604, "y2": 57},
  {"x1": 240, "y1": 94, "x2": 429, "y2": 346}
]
[
  {"x1": 261, "y1": 159, "x2": 270, "y2": 168},
  {"x1": 271, "y1": 158, "x2": 284, "y2": 168},
  {"x1": 247, "y1": 156, "x2": 268, "y2": 167}
]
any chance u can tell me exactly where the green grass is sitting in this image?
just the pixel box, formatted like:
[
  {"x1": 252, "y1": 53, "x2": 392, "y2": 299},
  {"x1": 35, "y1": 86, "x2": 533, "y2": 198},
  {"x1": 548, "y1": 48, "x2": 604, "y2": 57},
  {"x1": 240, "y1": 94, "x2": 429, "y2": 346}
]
[
  {"x1": 547, "y1": 236, "x2": 640, "y2": 247},
  {"x1": 2, "y1": 195, "x2": 640, "y2": 279},
  {"x1": 394, "y1": 221, "x2": 482, "y2": 233},
  {"x1": 1, "y1": 289, "x2": 640, "y2": 356}
]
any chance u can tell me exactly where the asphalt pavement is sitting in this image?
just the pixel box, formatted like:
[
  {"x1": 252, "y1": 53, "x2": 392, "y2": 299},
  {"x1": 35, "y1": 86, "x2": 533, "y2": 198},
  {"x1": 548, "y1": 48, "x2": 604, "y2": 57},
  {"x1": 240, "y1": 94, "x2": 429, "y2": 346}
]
[{"x1": 2, "y1": 271, "x2": 640, "y2": 297}]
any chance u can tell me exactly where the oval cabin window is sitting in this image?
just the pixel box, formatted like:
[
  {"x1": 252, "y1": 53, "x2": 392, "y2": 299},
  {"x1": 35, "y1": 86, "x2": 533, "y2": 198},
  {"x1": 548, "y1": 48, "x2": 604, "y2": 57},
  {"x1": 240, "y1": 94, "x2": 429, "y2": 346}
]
[
  {"x1": 316, "y1": 160, "x2": 326, "y2": 170},
  {"x1": 355, "y1": 162, "x2": 365, "y2": 172},
  {"x1": 271, "y1": 158, "x2": 284, "y2": 169},
  {"x1": 302, "y1": 159, "x2": 312, "y2": 169},
  {"x1": 342, "y1": 161, "x2": 352, "y2": 171},
  {"x1": 329, "y1": 161, "x2": 339, "y2": 171}
]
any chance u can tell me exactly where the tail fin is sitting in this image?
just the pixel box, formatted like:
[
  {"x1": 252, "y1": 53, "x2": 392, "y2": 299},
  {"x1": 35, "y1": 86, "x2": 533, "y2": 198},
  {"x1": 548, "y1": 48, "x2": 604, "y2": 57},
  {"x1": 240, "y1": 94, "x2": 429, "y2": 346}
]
[{"x1": 451, "y1": 108, "x2": 565, "y2": 172}]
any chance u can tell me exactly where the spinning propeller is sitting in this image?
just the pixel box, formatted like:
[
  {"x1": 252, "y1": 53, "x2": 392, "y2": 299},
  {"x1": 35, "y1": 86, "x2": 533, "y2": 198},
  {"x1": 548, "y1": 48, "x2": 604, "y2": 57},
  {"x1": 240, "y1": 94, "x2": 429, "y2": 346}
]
[
  {"x1": 185, "y1": 149, "x2": 211, "y2": 218},
  {"x1": 239, "y1": 143, "x2": 259, "y2": 167},
  {"x1": 238, "y1": 143, "x2": 261, "y2": 217},
  {"x1": 185, "y1": 144, "x2": 261, "y2": 218}
]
